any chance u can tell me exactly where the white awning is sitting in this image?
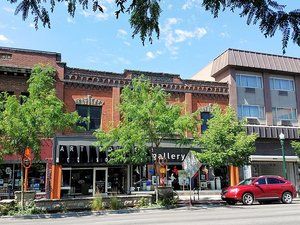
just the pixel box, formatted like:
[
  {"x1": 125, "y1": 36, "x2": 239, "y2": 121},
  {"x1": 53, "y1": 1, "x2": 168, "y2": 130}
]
[{"x1": 250, "y1": 155, "x2": 299, "y2": 162}]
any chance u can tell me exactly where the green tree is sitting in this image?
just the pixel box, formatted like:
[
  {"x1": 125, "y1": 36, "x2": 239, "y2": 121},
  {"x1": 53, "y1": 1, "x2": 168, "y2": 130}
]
[
  {"x1": 94, "y1": 76, "x2": 199, "y2": 165},
  {"x1": 291, "y1": 140, "x2": 300, "y2": 158},
  {"x1": 7, "y1": 0, "x2": 300, "y2": 52},
  {"x1": 194, "y1": 105, "x2": 257, "y2": 168},
  {"x1": 0, "y1": 65, "x2": 80, "y2": 159}
]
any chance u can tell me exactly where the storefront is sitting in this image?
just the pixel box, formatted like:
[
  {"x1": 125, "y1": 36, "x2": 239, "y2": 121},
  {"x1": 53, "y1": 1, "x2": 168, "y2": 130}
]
[
  {"x1": 0, "y1": 163, "x2": 46, "y2": 199},
  {"x1": 53, "y1": 135, "x2": 129, "y2": 198},
  {"x1": 130, "y1": 145, "x2": 228, "y2": 192},
  {"x1": 52, "y1": 136, "x2": 230, "y2": 198},
  {"x1": 240, "y1": 131, "x2": 300, "y2": 190}
]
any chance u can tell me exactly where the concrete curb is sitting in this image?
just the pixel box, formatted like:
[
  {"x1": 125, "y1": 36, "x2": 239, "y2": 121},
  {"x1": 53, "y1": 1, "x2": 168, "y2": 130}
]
[{"x1": 0, "y1": 206, "x2": 172, "y2": 219}]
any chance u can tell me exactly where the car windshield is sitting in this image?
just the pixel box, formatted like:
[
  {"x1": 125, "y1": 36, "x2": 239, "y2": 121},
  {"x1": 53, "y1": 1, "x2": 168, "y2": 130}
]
[{"x1": 238, "y1": 178, "x2": 255, "y2": 186}]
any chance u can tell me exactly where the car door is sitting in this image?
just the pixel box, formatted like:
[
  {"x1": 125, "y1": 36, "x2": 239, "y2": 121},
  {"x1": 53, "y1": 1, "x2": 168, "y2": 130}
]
[
  {"x1": 252, "y1": 177, "x2": 269, "y2": 199},
  {"x1": 266, "y1": 177, "x2": 285, "y2": 198}
]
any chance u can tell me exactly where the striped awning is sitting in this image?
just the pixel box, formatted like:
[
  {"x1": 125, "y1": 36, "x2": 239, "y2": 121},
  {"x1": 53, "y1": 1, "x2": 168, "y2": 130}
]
[{"x1": 246, "y1": 125, "x2": 299, "y2": 139}]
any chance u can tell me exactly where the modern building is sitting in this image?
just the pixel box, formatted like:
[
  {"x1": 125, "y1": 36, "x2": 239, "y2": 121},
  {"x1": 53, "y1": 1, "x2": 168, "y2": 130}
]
[
  {"x1": 0, "y1": 46, "x2": 230, "y2": 199},
  {"x1": 192, "y1": 49, "x2": 300, "y2": 190}
]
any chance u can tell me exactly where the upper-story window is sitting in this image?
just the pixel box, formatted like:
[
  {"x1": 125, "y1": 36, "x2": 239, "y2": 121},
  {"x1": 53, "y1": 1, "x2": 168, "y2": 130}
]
[
  {"x1": 269, "y1": 77, "x2": 294, "y2": 91},
  {"x1": 272, "y1": 107, "x2": 297, "y2": 121},
  {"x1": 236, "y1": 74, "x2": 262, "y2": 88},
  {"x1": 76, "y1": 105, "x2": 102, "y2": 131},
  {"x1": 201, "y1": 112, "x2": 212, "y2": 133},
  {"x1": 238, "y1": 105, "x2": 264, "y2": 119}
]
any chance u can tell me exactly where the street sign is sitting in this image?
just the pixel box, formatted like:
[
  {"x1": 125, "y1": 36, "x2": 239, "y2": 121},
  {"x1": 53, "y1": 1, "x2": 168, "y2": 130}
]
[
  {"x1": 182, "y1": 151, "x2": 201, "y2": 178},
  {"x1": 182, "y1": 151, "x2": 202, "y2": 207}
]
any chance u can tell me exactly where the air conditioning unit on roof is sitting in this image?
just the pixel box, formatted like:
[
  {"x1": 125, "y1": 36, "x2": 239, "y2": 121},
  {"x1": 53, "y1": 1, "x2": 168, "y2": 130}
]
[{"x1": 246, "y1": 117, "x2": 260, "y2": 125}]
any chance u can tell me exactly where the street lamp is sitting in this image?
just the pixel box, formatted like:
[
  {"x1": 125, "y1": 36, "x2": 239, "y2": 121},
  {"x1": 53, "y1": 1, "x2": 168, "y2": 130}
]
[{"x1": 279, "y1": 132, "x2": 287, "y2": 179}]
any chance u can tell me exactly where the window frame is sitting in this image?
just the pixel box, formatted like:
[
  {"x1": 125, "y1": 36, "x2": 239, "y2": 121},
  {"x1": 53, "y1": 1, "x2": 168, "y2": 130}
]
[
  {"x1": 237, "y1": 104, "x2": 265, "y2": 119},
  {"x1": 269, "y1": 77, "x2": 295, "y2": 92},
  {"x1": 236, "y1": 74, "x2": 263, "y2": 89},
  {"x1": 272, "y1": 107, "x2": 297, "y2": 121},
  {"x1": 76, "y1": 104, "x2": 102, "y2": 131},
  {"x1": 256, "y1": 177, "x2": 266, "y2": 185},
  {"x1": 266, "y1": 177, "x2": 285, "y2": 185}
]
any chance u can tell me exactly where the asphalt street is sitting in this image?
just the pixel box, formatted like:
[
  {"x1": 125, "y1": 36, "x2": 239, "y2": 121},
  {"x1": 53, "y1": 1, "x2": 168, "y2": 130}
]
[{"x1": 1, "y1": 203, "x2": 300, "y2": 225}]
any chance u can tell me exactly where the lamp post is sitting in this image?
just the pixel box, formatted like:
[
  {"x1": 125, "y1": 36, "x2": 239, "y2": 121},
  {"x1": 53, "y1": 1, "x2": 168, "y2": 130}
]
[{"x1": 279, "y1": 133, "x2": 287, "y2": 179}]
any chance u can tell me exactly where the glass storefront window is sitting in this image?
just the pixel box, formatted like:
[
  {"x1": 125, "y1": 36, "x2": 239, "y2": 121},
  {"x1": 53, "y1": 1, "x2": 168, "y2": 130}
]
[
  {"x1": 0, "y1": 164, "x2": 14, "y2": 199},
  {"x1": 27, "y1": 164, "x2": 46, "y2": 192}
]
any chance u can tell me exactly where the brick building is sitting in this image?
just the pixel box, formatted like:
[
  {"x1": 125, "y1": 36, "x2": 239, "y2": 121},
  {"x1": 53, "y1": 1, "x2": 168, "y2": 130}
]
[{"x1": 0, "y1": 46, "x2": 230, "y2": 199}]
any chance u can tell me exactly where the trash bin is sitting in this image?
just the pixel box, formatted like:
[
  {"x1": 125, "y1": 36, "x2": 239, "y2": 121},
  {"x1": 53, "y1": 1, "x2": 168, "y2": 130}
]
[
  {"x1": 215, "y1": 177, "x2": 221, "y2": 190},
  {"x1": 210, "y1": 180, "x2": 215, "y2": 190}
]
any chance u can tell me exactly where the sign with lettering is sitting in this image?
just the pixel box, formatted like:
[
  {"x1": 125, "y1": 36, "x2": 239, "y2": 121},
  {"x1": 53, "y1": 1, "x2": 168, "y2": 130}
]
[
  {"x1": 182, "y1": 151, "x2": 201, "y2": 178},
  {"x1": 152, "y1": 148, "x2": 189, "y2": 163}
]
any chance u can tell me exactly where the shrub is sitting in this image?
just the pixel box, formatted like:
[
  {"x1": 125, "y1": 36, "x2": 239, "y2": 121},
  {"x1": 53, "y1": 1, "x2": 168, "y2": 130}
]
[
  {"x1": 0, "y1": 201, "x2": 45, "y2": 216},
  {"x1": 158, "y1": 190, "x2": 178, "y2": 207},
  {"x1": 137, "y1": 197, "x2": 149, "y2": 208},
  {"x1": 109, "y1": 196, "x2": 123, "y2": 210},
  {"x1": 91, "y1": 194, "x2": 104, "y2": 211}
]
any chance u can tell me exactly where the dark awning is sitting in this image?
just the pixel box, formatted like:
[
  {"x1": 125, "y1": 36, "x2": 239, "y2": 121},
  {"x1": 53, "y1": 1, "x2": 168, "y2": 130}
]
[{"x1": 246, "y1": 125, "x2": 299, "y2": 139}]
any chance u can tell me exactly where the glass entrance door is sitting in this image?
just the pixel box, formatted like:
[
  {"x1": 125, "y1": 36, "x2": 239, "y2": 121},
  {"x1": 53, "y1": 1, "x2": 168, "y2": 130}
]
[{"x1": 93, "y1": 168, "x2": 108, "y2": 195}]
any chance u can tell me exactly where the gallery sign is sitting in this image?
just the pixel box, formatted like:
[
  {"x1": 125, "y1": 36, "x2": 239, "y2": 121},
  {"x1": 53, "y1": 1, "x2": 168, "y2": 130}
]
[{"x1": 152, "y1": 148, "x2": 190, "y2": 163}]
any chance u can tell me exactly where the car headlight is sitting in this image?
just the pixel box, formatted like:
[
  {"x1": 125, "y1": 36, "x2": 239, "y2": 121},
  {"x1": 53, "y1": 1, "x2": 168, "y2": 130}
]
[{"x1": 229, "y1": 188, "x2": 239, "y2": 193}]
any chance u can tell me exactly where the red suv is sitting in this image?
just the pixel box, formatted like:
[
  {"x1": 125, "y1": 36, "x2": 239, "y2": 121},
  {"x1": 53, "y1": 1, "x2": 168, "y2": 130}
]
[{"x1": 221, "y1": 175, "x2": 297, "y2": 205}]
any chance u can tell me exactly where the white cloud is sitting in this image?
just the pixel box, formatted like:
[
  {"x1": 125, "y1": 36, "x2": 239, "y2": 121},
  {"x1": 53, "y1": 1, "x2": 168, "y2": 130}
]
[
  {"x1": 117, "y1": 29, "x2": 128, "y2": 39},
  {"x1": 123, "y1": 41, "x2": 131, "y2": 46},
  {"x1": 95, "y1": 12, "x2": 109, "y2": 20},
  {"x1": 146, "y1": 51, "x2": 155, "y2": 59},
  {"x1": 80, "y1": 9, "x2": 109, "y2": 21},
  {"x1": 167, "y1": 4, "x2": 173, "y2": 10},
  {"x1": 161, "y1": 18, "x2": 207, "y2": 55},
  {"x1": 67, "y1": 17, "x2": 75, "y2": 24},
  {"x1": 84, "y1": 37, "x2": 98, "y2": 42},
  {"x1": 182, "y1": 0, "x2": 201, "y2": 10},
  {"x1": 3, "y1": 7, "x2": 14, "y2": 13},
  {"x1": 0, "y1": 34, "x2": 13, "y2": 43},
  {"x1": 145, "y1": 50, "x2": 163, "y2": 60},
  {"x1": 220, "y1": 32, "x2": 230, "y2": 38}
]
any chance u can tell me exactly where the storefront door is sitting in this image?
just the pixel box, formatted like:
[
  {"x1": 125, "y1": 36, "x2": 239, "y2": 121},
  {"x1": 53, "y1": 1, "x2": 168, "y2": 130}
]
[{"x1": 93, "y1": 168, "x2": 108, "y2": 195}]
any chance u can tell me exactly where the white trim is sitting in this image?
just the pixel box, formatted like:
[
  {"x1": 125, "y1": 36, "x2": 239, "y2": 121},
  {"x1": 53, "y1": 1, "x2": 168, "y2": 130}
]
[
  {"x1": 250, "y1": 155, "x2": 299, "y2": 162},
  {"x1": 238, "y1": 104, "x2": 265, "y2": 119},
  {"x1": 93, "y1": 167, "x2": 108, "y2": 195},
  {"x1": 269, "y1": 77, "x2": 295, "y2": 92},
  {"x1": 236, "y1": 74, "x2": 263, "y2": 89}
]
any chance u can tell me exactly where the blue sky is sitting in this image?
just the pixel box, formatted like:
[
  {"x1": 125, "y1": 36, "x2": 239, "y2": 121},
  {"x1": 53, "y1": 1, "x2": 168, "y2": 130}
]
[{"x1": 0, "y1": 0, "x2": 299, "y2": 79}]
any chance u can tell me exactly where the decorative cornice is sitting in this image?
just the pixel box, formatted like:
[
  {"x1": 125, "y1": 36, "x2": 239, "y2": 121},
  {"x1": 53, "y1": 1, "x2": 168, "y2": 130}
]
[
  {"x1": 74, "y1": 95, "x2": 104, "y2": 106},
  {"x1": 199, "y1": 104, "x2": 213, "y2": 112},
  {"x1": 64, "y1": 72, "x2": 229, "y2": 96}
]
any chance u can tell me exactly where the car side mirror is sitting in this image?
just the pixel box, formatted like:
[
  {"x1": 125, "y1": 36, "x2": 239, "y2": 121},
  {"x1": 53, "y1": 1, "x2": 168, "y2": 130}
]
[{"x1": 254, "y1": 182, "x2": 259, "y2": 186}]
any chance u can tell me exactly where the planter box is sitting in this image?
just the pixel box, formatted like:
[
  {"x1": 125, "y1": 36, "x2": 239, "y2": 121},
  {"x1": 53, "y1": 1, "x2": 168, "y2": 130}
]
[
  {"x1": 14, "y1": 191, "x2": 36, "y2": 203},
  {"x1": 34, "y1": 195, "x2": 152, "y2": 212}
]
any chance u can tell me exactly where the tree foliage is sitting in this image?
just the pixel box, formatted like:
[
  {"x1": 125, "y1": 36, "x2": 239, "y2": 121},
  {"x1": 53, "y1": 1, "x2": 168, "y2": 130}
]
[
  {"x1": 194, "y1": 105, "x2": 257, "y2": 168},
  {"x1": 7, "y1": 0, "x2": 300, "y2": 52},
  {"x1": 291, "y1": 140, "x2": 300, "y2": 158},
  {"x1": 94, "y1": 76, "x2": 199, "y2": 165},
  {"x1": 0, "y1": 65, "x2": 80, "y2": 160}
]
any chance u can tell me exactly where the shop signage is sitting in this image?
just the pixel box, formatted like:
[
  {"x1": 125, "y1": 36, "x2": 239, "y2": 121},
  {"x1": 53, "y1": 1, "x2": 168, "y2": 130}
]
[{"x1": 152, "y1": 148, "x2": 189, "y2": 163}]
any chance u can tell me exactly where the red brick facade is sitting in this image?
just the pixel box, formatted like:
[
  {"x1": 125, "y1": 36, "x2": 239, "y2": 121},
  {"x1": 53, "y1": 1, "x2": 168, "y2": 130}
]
[{"x1": 0, "y1": 47, "x2": 229, "y2": 198}]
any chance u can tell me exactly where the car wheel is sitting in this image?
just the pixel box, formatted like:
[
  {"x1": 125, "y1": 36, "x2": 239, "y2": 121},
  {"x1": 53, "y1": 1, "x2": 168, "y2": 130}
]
[
  {"x1": 281, "y1": 191, "x2": 293, "y2": 204},
  {"x1": 242, "y1": 193, "x2": 254, "y2": 205},
  {"x1": 226, "y1": 200, "x2": 236, "y2": 205}
]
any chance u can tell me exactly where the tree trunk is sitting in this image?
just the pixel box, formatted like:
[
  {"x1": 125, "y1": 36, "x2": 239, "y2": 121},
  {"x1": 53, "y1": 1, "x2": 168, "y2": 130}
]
[{"x1": 20, "y1": 164, "x2": 24, "y2": 210}]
